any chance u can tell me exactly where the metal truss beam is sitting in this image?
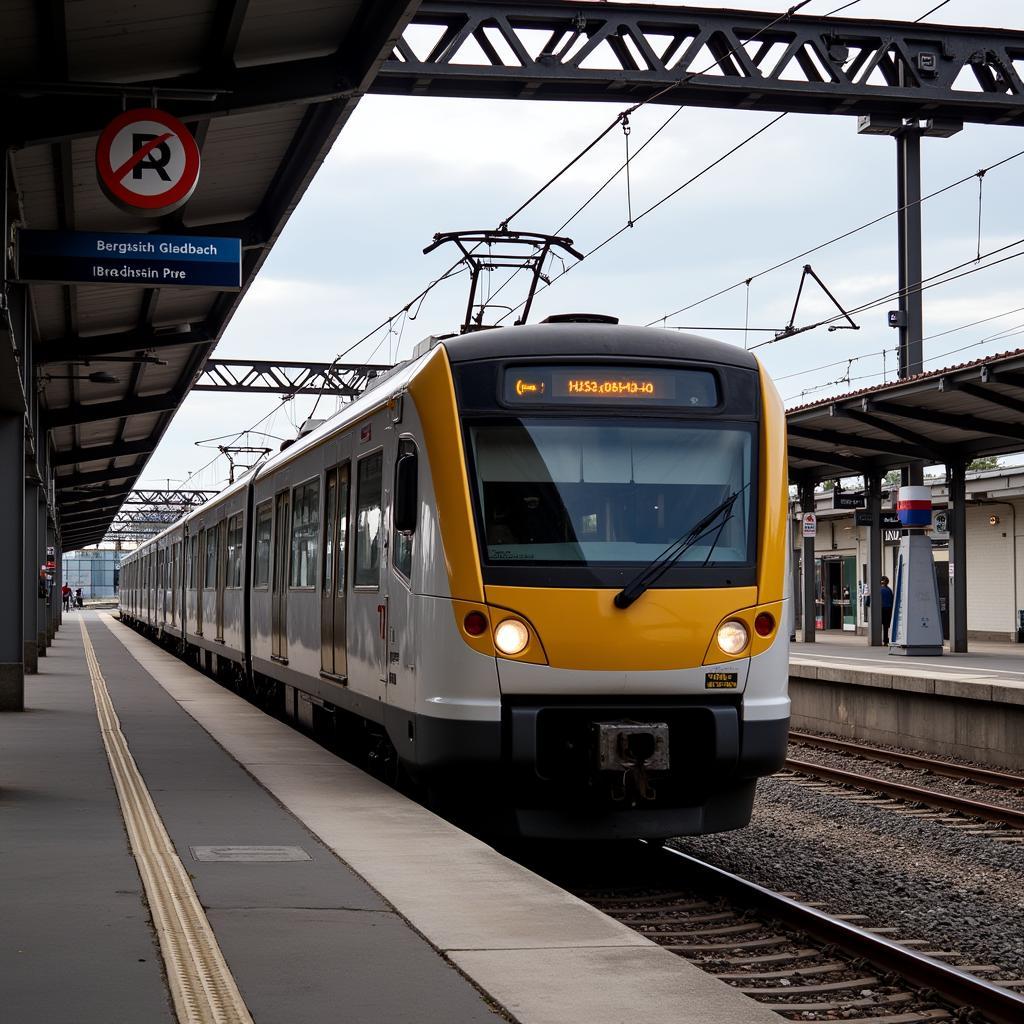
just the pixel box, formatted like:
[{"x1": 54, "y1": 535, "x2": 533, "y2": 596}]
[
  {"x1": 374, "y1": 1, "x2": 1024, "y2": 125},
  {"x1": 42, "y1": 394, "x2": 183, "y2": 430},
  {"x1": 868, "y1": 398, "x2": 1024, "y2": 442},
  {"x1": 833, "y1": 405, "x2": 946, "y2": 461},
  {"x1": 788, "y1": 444, "x2": 867, "y2": 474},
  {"x1": 35, "y1": 325, "x2": 212, "y2": 366},
  {"x1": 55, "y1": 465, "x2": 140, "y2": 488},
  {"x1": 787, "y1": 423, "x2": 934, "y2": 462},
  {"x1": 123, "y1": 489, "x2": 218, "y2": 506},
  {"x1": 52, "y1": 438, "x2": 159, "y2": 468},
  {"x1": 192, "y1": 359, "x2": 392, "y2": 397}
]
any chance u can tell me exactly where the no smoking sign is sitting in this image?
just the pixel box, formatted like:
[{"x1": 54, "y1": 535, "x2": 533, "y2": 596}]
[{"x1": 96, "y1": 108, "x2": 200, "y2": 216}]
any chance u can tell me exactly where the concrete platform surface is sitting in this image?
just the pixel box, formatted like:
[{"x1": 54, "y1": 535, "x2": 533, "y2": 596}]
[
  {"x1": 791, "y1": 633, "x2": 1024, "y2": 705},
  {"x1": 1, "y1": 611, "x2": 783, "y2": 1024}
]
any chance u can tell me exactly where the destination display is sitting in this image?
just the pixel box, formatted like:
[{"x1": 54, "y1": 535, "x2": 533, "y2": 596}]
[
  {"x1": 504, "y1": 365, "x2": 718, "y2": 407},
  {"x1": 16, "y1": 229, "x2": 242, "y2": 288}
]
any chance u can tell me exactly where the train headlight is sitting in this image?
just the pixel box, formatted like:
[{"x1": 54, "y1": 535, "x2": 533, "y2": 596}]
[
  {"x1": 717, "y1": 620, "x2": 749, "y2": 655},
  {"x1": 494, "y1": 618, "x2": 530, "y2": 656}
]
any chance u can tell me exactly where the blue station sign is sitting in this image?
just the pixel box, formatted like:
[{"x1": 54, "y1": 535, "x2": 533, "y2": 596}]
[{"x1": 16, "y1": 229, "x2": 241, "y2": 288}]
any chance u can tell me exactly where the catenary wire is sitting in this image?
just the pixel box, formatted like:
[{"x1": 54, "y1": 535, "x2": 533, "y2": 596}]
[
  {"x1": 647, "y1": 145, "x2": 1024, "y2": 327},
  {"x1": 749, "y1": 236, "x2": 1024, "y2": 349},
  {"x1": 495, "y1": 113, "x2": 790, "y2": 324}
]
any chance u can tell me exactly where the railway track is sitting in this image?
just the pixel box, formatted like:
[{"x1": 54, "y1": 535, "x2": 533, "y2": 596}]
[
  {"x1": 783, "y1": 734, "x2": 1024, "y2": 839},
  {"x1": 789, "y1": 733, "x2": 1024, "y2": 790},
  {"x1": 563, "y1": 844, "x2": 1024, "y2": 1024}
]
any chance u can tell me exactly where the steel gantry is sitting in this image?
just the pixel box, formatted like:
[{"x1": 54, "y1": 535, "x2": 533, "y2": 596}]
[
  {"x1": 193, "y1": 360, "x2": 392, "y2": 397},
  {"x1": 374, "y1": 1, "x2": 1024, "y2": 124}
]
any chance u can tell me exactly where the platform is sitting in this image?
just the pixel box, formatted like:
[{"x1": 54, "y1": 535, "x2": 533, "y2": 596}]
[
  {"x1": 789, "y1": 635, "x2": 1024, "y2": 770},
  {"x1": 0, "y1": 611, "x2": 780, "y2": 1024}
]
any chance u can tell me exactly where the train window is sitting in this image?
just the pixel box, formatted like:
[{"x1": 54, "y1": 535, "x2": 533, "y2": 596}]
[
  {"x1": 204, "y1": 527, "x2": 218, "y2": 589},
  {"x1": 226, "y1": 514, "x2": 244, "y2": 588},
  {"x1": 468, "y1": 420, "x2": 754, "y2": 568},
  {"x1": 355, "y1": 451, "x2": 383, "y2": 587},
  {"x1": 253, "y1": 502, "x2": 272, "y2": 588},
  {"x1": 392, "y1": 440, "x2": 417, "y2": 581},
  {"x1": 289, "y1": 480, "x2": 320, "y2": 588}
]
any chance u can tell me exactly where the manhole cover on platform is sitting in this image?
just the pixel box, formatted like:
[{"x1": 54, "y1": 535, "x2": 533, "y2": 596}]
[{"x1": 190, "y1": 845, "x2": 311, "y2": 862}]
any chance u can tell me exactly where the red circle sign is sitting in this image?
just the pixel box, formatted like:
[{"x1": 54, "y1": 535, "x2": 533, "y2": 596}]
[{"x1": 96, "y1": 108, "x2": 200, "y2": 217}]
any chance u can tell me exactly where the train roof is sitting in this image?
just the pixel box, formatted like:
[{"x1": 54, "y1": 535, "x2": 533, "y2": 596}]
[{"x1": 442, "y1": 322, "x2": 759, "y2": 370}]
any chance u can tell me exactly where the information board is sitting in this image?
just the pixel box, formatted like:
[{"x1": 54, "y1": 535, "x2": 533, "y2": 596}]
[{"x1": 17, "y1": 230, "x2": 241, "y2": 288}]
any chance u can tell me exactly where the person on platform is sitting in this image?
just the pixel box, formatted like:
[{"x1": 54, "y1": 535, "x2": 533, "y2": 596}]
[
  {"x1": 61, "y1": 583, "x2": 71, "y2": 612},
  {"x1": 864, "y1": 576, "x2": 895, "y2": 644},
  {"x1": 75, "y1": 588, "x2": 84, "y2": 608},
  {"x1": 880, "y1": 576, "x2": 894, "y2": 644}
]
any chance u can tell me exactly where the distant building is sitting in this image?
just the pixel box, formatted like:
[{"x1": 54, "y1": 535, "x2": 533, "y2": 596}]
[
  {"x1": 793, "y1": 466, "x2": 1024, "y2": 642},
  {"x1": 62, "y1": 549, "x2": 121, "y2": 599}
]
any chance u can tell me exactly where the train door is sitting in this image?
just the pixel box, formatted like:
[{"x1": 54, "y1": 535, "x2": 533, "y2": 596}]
[
  {"x1": 352, "y1": 447, "x2": 387, "y2": 703},
  {"x1": 387, "y1": 439, "x2": 418, "y2": 700},
  {"x1": 216, "y1": 519, "x2": 226, "y2": 641},
  {"x1": 320, "y1": 464, "x2": 349, "y2": 677},
  {"x1": 171, "y1": 541, "x2": 179, "y2": 629},
  {"x1": 196, "y1": 528, "x2": 205, "y2": 635},
  {"x1": 156, "y1": 550, "x2": 163, "y2": 624},
  {"x1": 271, "y1": 490, "x2": 289, "y2": 660}
]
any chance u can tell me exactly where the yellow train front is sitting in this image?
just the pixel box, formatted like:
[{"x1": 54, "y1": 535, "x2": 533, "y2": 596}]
[
  {"x1": 409, "y1": 318, "x2": 790, "y2": 839},
  {"x1": 119, "y1": 316, "x2": 790, "y2": 841}
]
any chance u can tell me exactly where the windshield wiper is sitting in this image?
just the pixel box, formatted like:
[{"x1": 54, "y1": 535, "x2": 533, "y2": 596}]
[{"x1": 614, "y1": 484, "x2": 749, "y2": 610}]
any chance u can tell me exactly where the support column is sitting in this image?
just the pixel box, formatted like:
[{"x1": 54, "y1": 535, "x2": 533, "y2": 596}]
[
  {"x1": 37, "y1": 495, "x2": 48, "y2": 653},
  {"x1": 866, "y1": 472, "x2": 884, "y2": 646},
  {"x1": 897, "y1": 126, "x2": 925, "y2": 488},
  {"x1": 799, "y1": 480, "x2": 816, "y2": 643},
  {"x1": 946, "y1": 461, "x2": 968, "y2": 653},
  {"x1": 54, "y1": 544, "x2": 62, "y2": 633},
  {"x1": 22, "y1": 483, "x2": 38, "y2": 672},
  {"x1": 0, "y1": 413, "x2": 25, "y2": 710}
]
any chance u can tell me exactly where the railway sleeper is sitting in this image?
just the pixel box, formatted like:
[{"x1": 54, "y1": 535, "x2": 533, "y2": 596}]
[
  {"x1": 763, "y1": 992, "x2": 912, "y2": 1012},
  {"x1": 740, "y1": 974, "x2": 879, "y2": 995},
  {"x1": 717, "y1": 960, "x2": 848, "y2": 980}
]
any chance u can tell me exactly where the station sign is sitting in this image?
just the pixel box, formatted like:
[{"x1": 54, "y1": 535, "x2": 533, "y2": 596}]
[
  {"x1": 16, "y1": 230, "x2": 241, "y2": 289},
  {"x1": 854, "y1": 510, "x2": 902, "y2": 528},
  {"x1": 801, "y1": 512, "x2": 817, "y2": 538},
  {"x1": 832, "y1": 490, "x2": 866, "y2": 509},
  {"x1": 96, "y1": 108, "x2": 200, "y2": 216}
]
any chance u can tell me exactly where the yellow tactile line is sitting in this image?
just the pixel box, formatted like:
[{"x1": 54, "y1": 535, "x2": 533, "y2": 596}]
[{"x1": 79, "y1": 618, "x2": 254, "y2": 1024}]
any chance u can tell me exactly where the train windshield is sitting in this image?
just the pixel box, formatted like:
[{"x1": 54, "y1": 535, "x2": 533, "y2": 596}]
[{"x1": 468, "y1": 419, "x2": 754, "y2": 570}]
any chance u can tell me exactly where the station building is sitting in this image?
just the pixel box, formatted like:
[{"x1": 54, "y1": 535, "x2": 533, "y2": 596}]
[
  {"x1": 795, "y1": 465, "x2": 1024, "y2": 642},
  {"x1": 61, "y1": 549, "x2": 121, "y2": 600}
]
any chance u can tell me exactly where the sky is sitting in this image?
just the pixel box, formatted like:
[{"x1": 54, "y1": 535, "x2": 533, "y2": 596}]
[{"x1": 138, "y1": 0, "x2": 1024, "y2": 493}]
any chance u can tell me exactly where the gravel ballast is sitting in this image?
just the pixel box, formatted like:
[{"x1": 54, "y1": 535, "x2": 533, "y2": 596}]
[{"x1": 669, "y1": 774, "x2": 1024, "y2": 981}]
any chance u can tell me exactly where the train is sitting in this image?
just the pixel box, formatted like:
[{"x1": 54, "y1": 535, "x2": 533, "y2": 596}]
[{"x1": 119, "y1": 316, "x2": 790, "y2": 839}]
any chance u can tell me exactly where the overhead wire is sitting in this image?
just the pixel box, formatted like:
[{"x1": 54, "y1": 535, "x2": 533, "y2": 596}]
[
  {"x1": 781, "y1": 311, "x2": 1024, "y2": 403},
  {"x1": 495, "y1": 112, "x2": 790, "y2": 324},
  {"x1": 648, "y1": 146, "x2": 1024, "y2": 327},
  {"x1": 750, "y1": 235, "x2": 1024, "y2": 349}
]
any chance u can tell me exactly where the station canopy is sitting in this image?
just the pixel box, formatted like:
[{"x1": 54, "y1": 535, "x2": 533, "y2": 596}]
[
  {"x1": 5, "y1": 0, "x2": 416, "y2": 549},
  {"x1": 786, "y1": 347, "x2": 1024, "y2": 483}
]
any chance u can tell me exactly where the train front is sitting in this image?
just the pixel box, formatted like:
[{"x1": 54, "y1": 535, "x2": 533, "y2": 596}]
[{"x1": 428, "y1": 321, "x2": 790, "y2": 839}]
